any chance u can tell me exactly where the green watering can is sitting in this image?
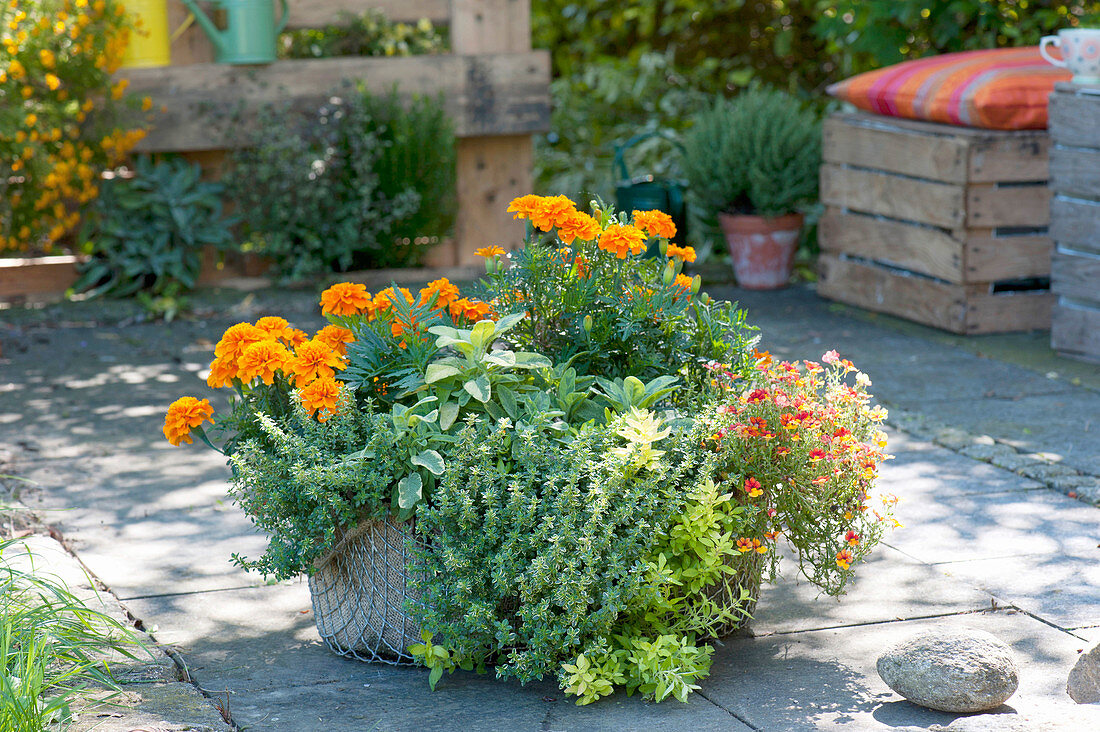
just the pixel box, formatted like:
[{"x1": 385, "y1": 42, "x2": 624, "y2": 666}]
[
  {"x1": 614, "y1": 130, "x2": 688, "y2": 247},
  {"x1": 180, "y1": 0, "x2": 289, "y2": 65}
]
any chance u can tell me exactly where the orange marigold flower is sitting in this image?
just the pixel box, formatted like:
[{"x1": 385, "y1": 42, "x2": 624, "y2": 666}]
[
  {"x1": 743, "y1": 477, "x2": 763, "y2": 498},
  {"x1": 533, "y1": 195, "x2": 577, "y2": 231},
  {"x1": 418, "y1": 277, "x2": 460, "y2": 309},
  {"x1": 506, "y1": 194, "x2": 543, "y2": 222},
  {"x1": 448, "y1": 297, "x2": 494, "y2": 323},
  {"x1": 284, "y1": 328, "x2": 310, "y2": 348},
  {"x1": 287, "y1": 338, "x2": 346, "y2": 387},
  {"x1": 673, "y1": 273, "x2": 694, "y2": 291},
  {"x1": 163, "y1": 396, "x2": 214, "y2": 446},
  {"x1": 597, "y1": 224, "x2": 647, "y2": 259},
  {"x1": 315, "y1": 325, "x2": 354, "y2": 356},
  {"x1": 665, "y1": 243, "x2": 697, "y2": 263},
  {"x1": 214, "y1": 322, "x2": 267, "y2": 363},
  {"x1": 836, "y1": 549, "x2": 854, "y2": 569},
  {"x1": 206, "y1": 356, "x2": 237, "y2": 389},
  {"x1": 474, "y1": 246, "x2": 505, "y2": 258},
  {"x1": 320, "y1": 282, "x2": 372, "y2": 317},
  {"x1": 372, "y1": 286, "x2": 414, "y2": 317},
  {"x1": 255, "y1": 316, "x2": 297, "y2": 343},
  {"x1": 557, "y1": 211, "x2": 601, "y2": 244},
  {"x1": 299, "y1": 376, "x2": 341, "y2": 421},
  {"x1": 237, "y1": 340, "x2": 291, "y2": 385},
  {"x1": 735, "y1": 537, "x2": 755, "y2": 554},
  {"x1": 632, "y1": 209, "x2": 677, "y2": 239}
]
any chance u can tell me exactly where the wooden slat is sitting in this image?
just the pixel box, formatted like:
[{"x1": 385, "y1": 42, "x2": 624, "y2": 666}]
[
  {"x1": 1052, "y1": 301, "x2": 1100, "y2": 362},
  {"x1": 1051, "y1": 247, "x2": 1100, "y2": 303},
  {"x1": 286, "y1": 0, "x2": 452, "y2": 28},
  {"x1": 819, "y1": 209, "x2": 964, "y2": 282},
  {"x1": 966, "y1": 134, "x2": 1049, "y2": 184},
  {"x1": 966, "y1": 183, "x2": 1050, "y2": 228},
  {"x1": 120, "y1": 52, "x2": 551, "y2": 151},
  {"x1": 820, "y1": 164, "x2": 964, "y2": 229},
  {"x1": 1049, "y1": 145, "x2": 1100, "y2": 200},
  {"x1": 448, "y1": 0, "x2": 532, "y2": 266},
  {"x1": 1050, "y1": 195, "x2": 1100, "y2": 254},
  {"x1": 0, "y1": 256, "x2": 80, "y2": 301},
  {"x1": 965, "y1": 232, "x2": 1053, "y2": 282},
  {"x1": 823, "y1": 115, "x2": 968, "y2": 183},
  {"x1": 1050, "y1": 86, "x2": 1100, "y2": 149},
  {"x1": 817, "y1": 254, "x2": 1053, "y2": 334},
  {"x1": 817, "y1": 254, "x2": 969, "y2": 333}
]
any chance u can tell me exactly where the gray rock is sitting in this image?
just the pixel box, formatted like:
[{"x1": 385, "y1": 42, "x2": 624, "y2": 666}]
[
  {"x1": 877, "y1": 627, "x2": 1019, "y2": 713},
  {"x1": 1068, "y1": 642, "x2": 1100, "y2": 703}
]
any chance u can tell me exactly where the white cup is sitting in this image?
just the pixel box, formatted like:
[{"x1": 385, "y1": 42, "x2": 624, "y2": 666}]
[{"x1": 1040, "y1": 28, "x2": 1100, "y2": 84}]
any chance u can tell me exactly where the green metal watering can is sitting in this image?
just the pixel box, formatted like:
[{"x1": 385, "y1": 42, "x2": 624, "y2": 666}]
[
  {"x1": 180, "y1": 0, "x2": 289, "y2": 65},
  {"x1": 614, "y1": 130, "x2": 688, "y2": 248}
]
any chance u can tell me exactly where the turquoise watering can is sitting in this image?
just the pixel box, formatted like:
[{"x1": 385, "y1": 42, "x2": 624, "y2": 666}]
[{"x1": 180, "y1": 0, "x2": 289, "y2": 65}]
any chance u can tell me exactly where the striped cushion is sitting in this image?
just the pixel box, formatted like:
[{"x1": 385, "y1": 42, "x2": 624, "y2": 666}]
[{"x1": 827, "y1": 47, "x2": 1071, "y2": 130}]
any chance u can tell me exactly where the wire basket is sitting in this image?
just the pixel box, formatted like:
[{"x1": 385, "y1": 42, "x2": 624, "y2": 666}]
[
  {"x1": 308, "y1": 516, "x2": 422, "y2": 665},
  {"x1": 702, "y1": 550, "x2": 765, "y2": 639}
]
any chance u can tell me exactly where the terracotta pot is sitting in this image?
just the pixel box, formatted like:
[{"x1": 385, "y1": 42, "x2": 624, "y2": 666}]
[{"x1": 718, "y1": 212, "x2": 804, "y2": 290}]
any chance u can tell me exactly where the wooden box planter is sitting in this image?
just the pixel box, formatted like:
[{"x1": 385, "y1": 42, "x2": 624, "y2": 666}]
[
  {"x1": 1048, "y1": 84, "x2": 1100, "y2": 363},
  {"x1": 817, "y1": 112, "x2": 1055, "y2": 334}
]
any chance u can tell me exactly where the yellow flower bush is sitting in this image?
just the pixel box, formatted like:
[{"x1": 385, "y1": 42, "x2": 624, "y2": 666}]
[{"x1": 0, "y1": 0, "x2": 150, "y2": 252}]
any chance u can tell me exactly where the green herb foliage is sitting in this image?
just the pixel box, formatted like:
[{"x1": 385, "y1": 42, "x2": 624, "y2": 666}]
[
  {"x1": 227, "y1": 397, "x2": 404, "y2": 579},
  {"x1": 681, "y1": 86, "x2": 822, "y2": 221},
  {"x1": 227, "y1": 88, "x2": 454, "y2": 280},
  {"x1": 409, "y1": 411, "x2": 696, "y2": 685},
  {"x1": 279, "y1": 10, "x2": 446, "y2": 60},
  {"x1": 73, "y1": 155, "x2": 235, "y2": 298}
]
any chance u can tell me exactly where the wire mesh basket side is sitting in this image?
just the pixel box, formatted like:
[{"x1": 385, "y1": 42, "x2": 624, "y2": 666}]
[{"x1": 308, "y1": 516, "x2": 422, "y2": 665}]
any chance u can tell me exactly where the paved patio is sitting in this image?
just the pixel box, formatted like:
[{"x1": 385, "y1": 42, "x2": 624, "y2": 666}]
[{"x1": 1, "y1": 281, "x2": 1098, "y2": 730}]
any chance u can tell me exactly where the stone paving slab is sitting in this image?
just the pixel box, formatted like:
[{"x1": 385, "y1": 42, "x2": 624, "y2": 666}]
[
  {"x1": 752, "y1": 545, "x2": 992, "y2": 636},
  {"x1": 705, "y1": 609, "x2": 1095, "y2": 731}
]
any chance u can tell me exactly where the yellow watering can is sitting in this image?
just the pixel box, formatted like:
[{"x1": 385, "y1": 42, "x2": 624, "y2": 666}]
[{"x1": 120, "y1": 0, "x2": 194, "y2": 69}]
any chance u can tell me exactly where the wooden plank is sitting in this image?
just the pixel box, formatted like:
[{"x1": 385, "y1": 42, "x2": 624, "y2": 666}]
[
  {"x1": 286, "y1": 0, "x2": 451, "y2": 28},
  {"x1": 818, "y1": 209, "x2": 964, "y2": 283},
  {"x1": 451, "y1": 0, "x2": 530, "y2": 53},
  {"x1": 0, "y1": 256, "x2": 80, "y2": 301},
  {"x1": 965, "y1": 232, "x2": 1053, "y2": 282},
  {"x1": 449, "y1": 0, "x2": 532, "y2": 265},
  {"x1": 120, "y1": 52, "x2": 551, "y2": 152},
  {"x1": 451, "y1": 135, "x2": 532, "y2": 266},
  {"x1": 1050, "y1": 87, "x2": 1100, "y2": 149},
  {"x1": 817, "y1": 254, "x2": 1053, "y2": 334},
  {"x1": 1051, "y1": 247, "x2": 1100, "y2": 303},
  {"x1": 817, "y1": 254, "x2": 969, "y2": 333},
  {"x1": 1052, "y1": 300, "x2": 1100, "y2": 362},
  {"x1": 823, "y1": 114, "x2": 968, "y2": 184},
  {"x1": 1050, "y1": 195, "x2": 1100, "y2": 254},
  {"x1": 166, "y1": 1, "x2": 214, "y2": 66},
  {"x1": 820, "y1": 164, "x2": 964, "y2": 229},
  {"x1": 966, "y1": 134, "x2": 1049, "y2": 184},
  {"x1": 963, "y1": 290, "x2": 1054, "y2": 334},
  {"x1": 966, "y1": 183, "x2": 1050, "y2": 228},
  {"x1": 1049, "y1": 145, "x2": 1100, "y2": 200}
]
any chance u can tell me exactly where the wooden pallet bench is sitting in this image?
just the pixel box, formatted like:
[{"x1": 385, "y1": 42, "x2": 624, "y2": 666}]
[
  {"x1": 817, "y1": 112, "x2": 1055, "y2": 334},
  {"x1": 1048, "y1": 83, "x2": 1100, "y2": 363}
]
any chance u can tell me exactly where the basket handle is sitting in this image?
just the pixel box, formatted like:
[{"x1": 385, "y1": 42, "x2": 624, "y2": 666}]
[{"x1": 613, "y1": 129, "x2": 685, "y2": 182}]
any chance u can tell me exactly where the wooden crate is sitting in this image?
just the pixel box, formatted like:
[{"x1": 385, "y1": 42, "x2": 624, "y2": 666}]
[
  {"x1": 818, "y1": 112, "x2": 1055, "y2": 334},
  {"x1": 1048, "y1": 83, "x2": 1100, "y2": 362}
]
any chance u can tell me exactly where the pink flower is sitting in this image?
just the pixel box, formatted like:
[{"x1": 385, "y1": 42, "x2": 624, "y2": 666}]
[{"x1": 822, "y1": 350, "x2": 840, "y2": 365}]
